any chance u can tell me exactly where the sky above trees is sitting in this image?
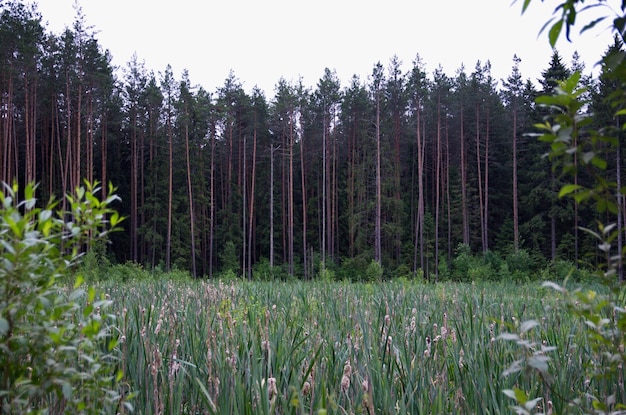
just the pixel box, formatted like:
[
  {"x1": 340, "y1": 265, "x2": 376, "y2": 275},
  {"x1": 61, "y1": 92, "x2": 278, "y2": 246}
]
[{"x1": 37, "y1": 0, "x2": 615, "y2": 95}]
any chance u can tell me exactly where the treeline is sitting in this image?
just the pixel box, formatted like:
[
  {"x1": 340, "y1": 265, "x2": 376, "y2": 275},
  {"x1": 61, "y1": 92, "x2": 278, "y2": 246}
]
[{"x1": 1, "y1": 2, "x2": 624, "y2": 279}]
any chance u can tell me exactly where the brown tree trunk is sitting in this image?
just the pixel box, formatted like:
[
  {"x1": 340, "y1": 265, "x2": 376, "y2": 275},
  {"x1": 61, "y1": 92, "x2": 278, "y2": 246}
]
[
  {"x1": 512, "y1": 108, "x2": 519, "y2": 252},
  {"x1": 483, "y1": 107, "x2": 490, "y2": 252},
  {"x1": 475, "y1": 103, "x2": 486, "y2": 254},
  {"x1": 165, "y1": 101, "x2": 173, "y2": 272},
  {"x1": 288, "y1": 113, "x2": 295, "y2": 276},
  {"x1": 184, "y1": 103, "x2": 197, "y2": 278},
  {"x1": 248, "y1": 125, "x2": 258, "y2": 280},
  {"x1": 460, "y1": 106, "x2": 469, "y2": 245},
  {"x1": 375, "y1": 85, "x2": 382, "y2": 264},
  {"x1": 435, "y1": 92, "x2": 442, "y2": 280},
  {"x1": 300, "y1": 121, "x2": 308, "y2": 279},
  {"x1": 209, "y1": 122, "x2": 216, "y2": 278}
]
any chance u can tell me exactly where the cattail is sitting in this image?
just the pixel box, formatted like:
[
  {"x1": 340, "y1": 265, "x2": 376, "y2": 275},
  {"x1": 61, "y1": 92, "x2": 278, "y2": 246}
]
[
  {"x1": 340, "y1": 374, "x2": 350, "y2": 393},
  {"x1": 267, "y1": 376, "x2": 277, "y2": 401},
  {"x1": 341, "y1": 361, "x2": 352, "y2": 393},
  {"x1": 302, "y1": 381, "x2": 311, "y2": 396},
  {"x1": 408, "y1": 316, "x2": 416, "y2": 333}
]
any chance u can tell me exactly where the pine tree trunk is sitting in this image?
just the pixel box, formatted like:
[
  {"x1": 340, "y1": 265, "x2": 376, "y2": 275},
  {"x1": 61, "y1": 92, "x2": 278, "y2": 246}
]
[
  {"x1": 484, "y1": 108, "x2": 490, "y2": 252},
  {"x1": 165, "y1": 104, "x2": 173, "y2": 272},
  {"x1": 512, "y1": 108, "x2": 519, "y2": 252},
  {"x1": 476, "y1": 104, "x2": 485, "y2": 254},
  {"x1": 270, "y1": 145, "x2": 276, "y2": 269},
  {"x1": 300, "y1": 124, "x2": 308, "y2": 279},
  {"x1": 248, "y1": 125, "x2": 257, "y2": 280},
  {"x1": 184, "y1": 107, "x2": 197, "y2": 278},
  {"x1": 435, "y1": 92, "x2": 442, "y2": 281},
  {"x1": 375, "y1": 87, "x2": 382, "y2": 264},
  {"x1": 209, "y1": 123, "x2": 216, "y2": 278},
  {"x1": 288, "y1": 114, "x2": 295, "y2": 276},
  {"x1": 414, "y1": 101, "x2": 425, "y2": 276},
  {"x1": 617, "y1": 134, "x2": 623, "y2": 281},
  {"x1": 460, "y1": 106, "x2": 469, "y2": 245}
]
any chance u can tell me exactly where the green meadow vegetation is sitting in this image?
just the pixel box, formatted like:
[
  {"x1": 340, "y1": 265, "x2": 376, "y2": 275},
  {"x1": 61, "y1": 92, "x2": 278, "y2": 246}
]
[{"x1": 96, "y1": 276, "x2": 617, "y2": 414}]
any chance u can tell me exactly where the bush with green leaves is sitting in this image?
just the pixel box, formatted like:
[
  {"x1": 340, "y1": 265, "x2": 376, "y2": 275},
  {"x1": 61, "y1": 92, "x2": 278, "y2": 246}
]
[
  {"x1": 501, "y1": 2, "x2": 626, "y2": 413},
  {"x1": 0, "y1": 181, "x2": 130, "y2": 414}
]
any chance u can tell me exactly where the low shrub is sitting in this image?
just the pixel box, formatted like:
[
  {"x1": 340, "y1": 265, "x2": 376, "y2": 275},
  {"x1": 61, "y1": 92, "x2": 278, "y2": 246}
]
[{"x1": 0, "y1": 181, "x2": 130, "y2": 414}]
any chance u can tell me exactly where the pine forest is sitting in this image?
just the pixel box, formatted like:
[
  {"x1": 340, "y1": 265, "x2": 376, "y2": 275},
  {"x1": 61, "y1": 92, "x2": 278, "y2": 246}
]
[{"x1": 2, "y1": 1, "x2": 624, "y2": 281}]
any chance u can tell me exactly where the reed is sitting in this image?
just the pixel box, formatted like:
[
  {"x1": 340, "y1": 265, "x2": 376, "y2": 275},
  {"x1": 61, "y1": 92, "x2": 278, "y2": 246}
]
[{"x1": 100, "y1": 279, "x2": 607, "y2": 414}]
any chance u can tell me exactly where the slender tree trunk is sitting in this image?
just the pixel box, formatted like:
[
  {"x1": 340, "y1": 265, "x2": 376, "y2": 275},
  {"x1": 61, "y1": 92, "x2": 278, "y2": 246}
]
[
  {"x1": 1, "y1": 75, "x2": 13, "y2": 182},
  {"x1": 270, "y1": 145, "x2": 276, "y2": 269},
  {"x1": 435, "y1": 92, "x2": 442, "y2": 280},
  {"x1": 24, "y1": 75, "x2": 36, "y2": 184},
  {"x1": 165, "y1": 105, "x2": 173, "y2": 272},
  {"x1": 130, "y1": 105, "x2": 138, "y2": 262},
  {"x1": 551, "y1": 168, "x2": 557, "y2": 261},
  {"x1": 288, "y1": 114, "x2": 295, "y2": 276},
  {"x1": 100, "y1": 112, "x2": 107, "y2": 202},
  {"x1": 617, "y1": 134, "x2": 623, "y2": 281},
  {"x1": 348, "y1": 114, "x2": 356, "y2": 258},
  {"x1": 75, "y1": 81, "x2": 82, "y2": 190},
  {"x1": 476, "y1": 103, "x2": 486, "y2": 254},
  {"x1": 574, "y1": 132, "x2": 579, "y2": 265},
  {"x1": 375, "y1": 88, "x2": 382, "y2": 264},
  {"x1": 248, "y1": 125, "x2": 257, "y2": 280},
  {"x1": 243, "y1": 132, "x2": 247, "y2": 278},
  {"x1": 300, "y1": 123, "x2": 308, "y2": 279},
  {"x1": 209, "y1": 122, "x2": 216, "y2": 278},
  {"x1": 322, "y1": 106, "x2": 326, "y2": 267},
  {"x1": 484, "y1": 107, "x2": 490, "y2": 252},
  {"x1": 512, "y1": 107, "x2": 519, "y2": 252},
  {"x1": 184, "y1": 105, "x2": 197, "y2": 278},
  {"x1": 445, "y1": 121, "x2": 452, "y2": 262},
  {"x1": 460, "y1": 106, "x2": 469, "y2": 245},
  {"x1": 413, "y1": 100, "x2": 426, "y2": 276}
]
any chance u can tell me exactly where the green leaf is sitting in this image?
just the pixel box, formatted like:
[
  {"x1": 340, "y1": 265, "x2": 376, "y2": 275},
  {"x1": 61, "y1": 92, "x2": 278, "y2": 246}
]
[
  {"x1": 549, "y1": 19, "x2": 564, "y2": 47},
  {"x1": 590, "y1": 155, "x2": 607, "y2": 169},
  {"x1": 559, "y1": 184, "x2": 583, "y2": 198},
  {"x1": 525, "y1": 397, "x2": 543, "y2": 412},
  {"x1": 497, "y1": 332, "x2": 520, "y2": 341},
  {"x1": 514, "y1": 387, "x2": 529, "y2": 404},
  {"x1": 528, "y1": 355, "x2": 550, "y2": 373},
  {"x1": 0, "y1": 317, "x2": 8, "y2": 335},
  {"x1": 62, "y1": 381, "x2": 73, "y2": 400},
  {"x1": 541, "y1": 281, "x2": 566, "y2": 293},
  {"x1": 520, "y1": 320, "x2": 540, "y2": 333}
]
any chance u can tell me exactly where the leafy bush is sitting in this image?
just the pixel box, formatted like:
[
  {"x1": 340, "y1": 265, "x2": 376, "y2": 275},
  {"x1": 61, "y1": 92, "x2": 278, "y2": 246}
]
[
  {"x1": 451, "y1": 243, "x2": 482, "y2": 282},
  {"x1": 500, "y1": 3, "x2": 626, "y2": 412},
  {"x1": 251, "y1": 257, "x2": 275, "y2": 281},
  {"x1": 364, "y1": 259, "x2": 383, "y2": 282},
  {"x1": 0, "y1": 181, "x2": 130, "y2": 414}
]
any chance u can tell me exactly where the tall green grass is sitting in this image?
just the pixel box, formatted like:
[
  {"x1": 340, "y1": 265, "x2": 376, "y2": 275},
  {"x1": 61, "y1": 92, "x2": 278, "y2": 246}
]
[{"x1": 100, "y1": 279, "x2": 608, "y2": 414}]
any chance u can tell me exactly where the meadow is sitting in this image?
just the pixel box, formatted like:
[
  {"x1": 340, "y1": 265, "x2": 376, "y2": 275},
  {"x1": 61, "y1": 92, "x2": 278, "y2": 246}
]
[{"x1": 99, "y1": 278, "x2": 623, "y2": 414}]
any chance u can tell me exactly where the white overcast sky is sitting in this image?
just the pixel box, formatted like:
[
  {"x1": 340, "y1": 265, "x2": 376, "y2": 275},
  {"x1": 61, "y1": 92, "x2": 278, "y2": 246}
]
[{"x1": 36, "y1": 0, "x2": 617, "y2": 96}]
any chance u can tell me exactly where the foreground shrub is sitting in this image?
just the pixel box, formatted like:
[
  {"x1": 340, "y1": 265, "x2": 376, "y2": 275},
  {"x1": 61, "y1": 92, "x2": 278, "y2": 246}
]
[{"x1": 0, "y1": 181, "x2": 130, "y2": 414}]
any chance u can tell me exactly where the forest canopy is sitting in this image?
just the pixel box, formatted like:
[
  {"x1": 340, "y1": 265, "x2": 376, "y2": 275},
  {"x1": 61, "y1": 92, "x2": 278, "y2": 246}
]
[{"x1": 1, "y1": 0, "x2": 623, "y2": 280}]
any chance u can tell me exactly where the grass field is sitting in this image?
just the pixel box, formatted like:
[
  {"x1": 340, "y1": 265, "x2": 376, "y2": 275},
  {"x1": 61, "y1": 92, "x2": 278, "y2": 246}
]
[{"x1": 101, "y1": 279, "x2": 622, "y2": 414}]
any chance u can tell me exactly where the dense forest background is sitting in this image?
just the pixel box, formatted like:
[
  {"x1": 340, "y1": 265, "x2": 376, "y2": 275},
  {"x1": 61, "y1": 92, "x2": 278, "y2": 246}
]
[{"x1": 1, "y1": 1, "x2": 624, "y2": 280}]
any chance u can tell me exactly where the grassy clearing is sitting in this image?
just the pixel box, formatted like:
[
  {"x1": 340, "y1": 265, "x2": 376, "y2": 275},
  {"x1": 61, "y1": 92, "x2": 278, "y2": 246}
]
[{"x1": 101, "y1": 279, "x2": 616, "y2": 414}]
